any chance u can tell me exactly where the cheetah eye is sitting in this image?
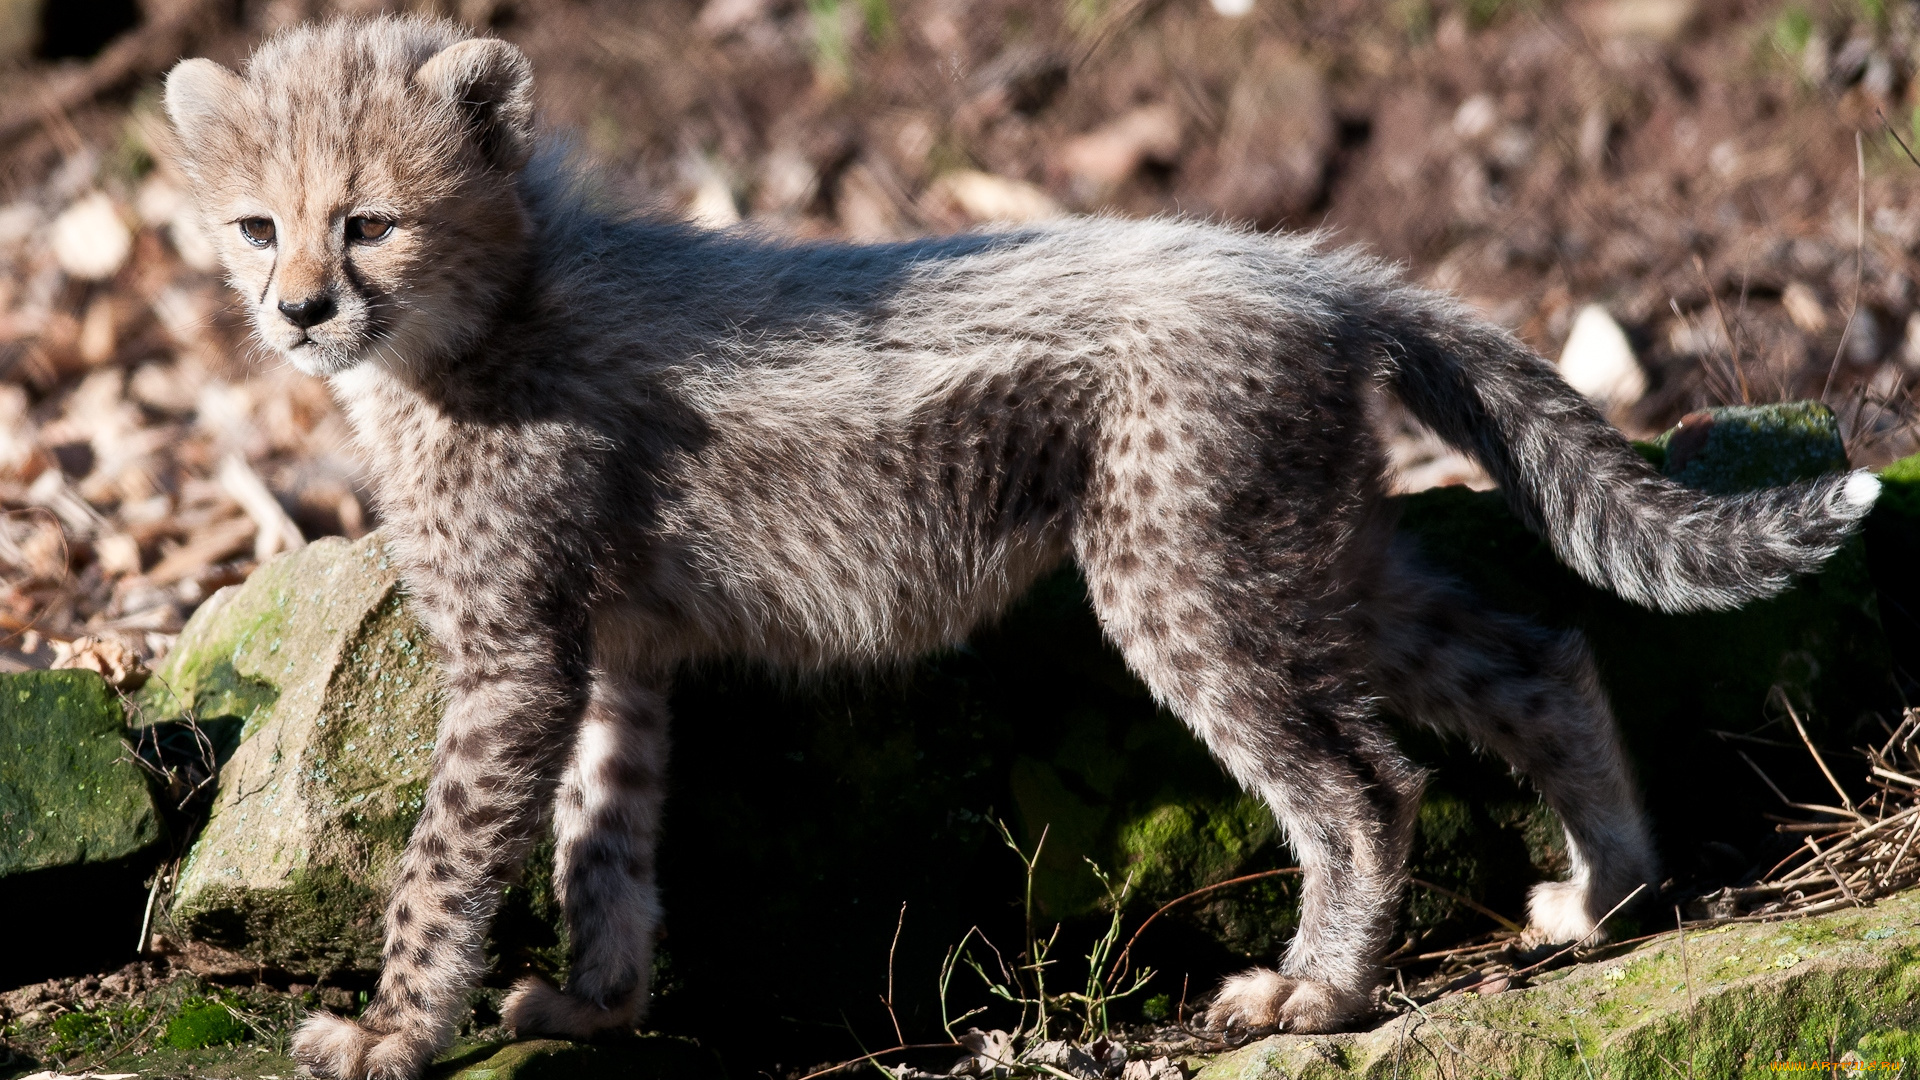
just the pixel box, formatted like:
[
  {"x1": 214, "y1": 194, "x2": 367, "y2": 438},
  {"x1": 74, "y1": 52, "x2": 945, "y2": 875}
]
[
  {"x1": 346, "y1": 217, "x2": 394, "y2": 243},
  {"x1": 238, "y1": 218, "x2": 275, "y2": 247}
]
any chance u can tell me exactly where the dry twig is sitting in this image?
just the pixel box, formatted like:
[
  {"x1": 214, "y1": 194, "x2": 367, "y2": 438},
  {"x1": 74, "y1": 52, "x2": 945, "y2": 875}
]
[
  {"x1": 0, "y1": 0, "x2": 226, "y2": 147},
  {"x1": 882, "y1": 901, "x2": 907, "y2": 1048},
  {"x1": 1821, "y1": 132, "x2": 1866, "y2": 403},
  {"x1": 1695, "y1": 706, "x2": 1920, "y2": 922}
]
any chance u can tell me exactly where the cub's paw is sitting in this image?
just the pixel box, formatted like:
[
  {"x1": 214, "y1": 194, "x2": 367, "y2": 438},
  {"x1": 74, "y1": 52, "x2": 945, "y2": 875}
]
[
  {"x1": 1523, "y1": 880, "x2": 1602, "y2": 947},
  {"x1": 291, "y1": 1012, "x2": 435, "y2": 1080},
  {"x1": 1201, "y1": 968, "x2": 1371, "y2": 1040},
  {"x1": 501, "y1": 976, "x2": 642, "y2": 1041},
  {"x1": 1525, "y1": 875, "x2": 1655, "y2": 947}
]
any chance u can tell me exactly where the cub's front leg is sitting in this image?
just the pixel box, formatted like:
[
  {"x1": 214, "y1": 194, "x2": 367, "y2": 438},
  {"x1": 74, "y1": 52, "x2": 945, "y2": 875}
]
[
  {"x1": 501, "y1": 673, "x2": 671, "y2": 1038},
  {"x1": 292, "y1": 632, "x2": 591, "y2": 1080}
]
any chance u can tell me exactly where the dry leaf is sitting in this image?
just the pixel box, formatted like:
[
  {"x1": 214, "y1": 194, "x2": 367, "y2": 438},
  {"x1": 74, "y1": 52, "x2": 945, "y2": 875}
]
[{"x1": 50, "y1": 634, "x2": 148, "y2": 689}]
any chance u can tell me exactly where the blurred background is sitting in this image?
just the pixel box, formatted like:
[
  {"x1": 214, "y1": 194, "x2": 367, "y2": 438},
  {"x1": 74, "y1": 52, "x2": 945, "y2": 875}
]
[{"x1": 0, "y1": 0, "x2": 1912, "y2": 674}]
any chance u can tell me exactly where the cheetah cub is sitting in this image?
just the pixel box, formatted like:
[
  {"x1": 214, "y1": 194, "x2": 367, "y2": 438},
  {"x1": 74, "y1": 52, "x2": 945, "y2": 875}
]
[{"x1": 163, "y1": 16, "x2": 1878, "y2": 1079}]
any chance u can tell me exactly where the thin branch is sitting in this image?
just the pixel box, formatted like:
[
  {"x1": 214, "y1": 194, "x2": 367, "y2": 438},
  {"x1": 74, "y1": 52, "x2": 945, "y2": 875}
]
[
  {"x1": 1879, "y1": 106, "x2": 1920, "y2": 170},
  {"x1": 1504, "y1": 883, "x2": 1650, "y2": 982},
  {"x1": 1779, "y1": 693, "x2": 1861, "y2": 818},
  {"x1": 1803, "y1": 834, "x2": 1861, "y2": 906},
  {"x1": 1874, "y1": 765, "x2": 1920, "y2": 788},
  {"x1": 1886, "y1": 818, "x2": 1920, "y2": 886},
  {"x1": 1672, "y1": 297, "x2": 1742, "y2": 404},
  {"x1": 1823, "y1": 131, "x2": 1866, "y2": 403},
  {"x1": 1569, "y1": 1017, "x2": 1597, "y2": 1080},
  {"x1": 1389, "y1": 991, "x2": 1465, "y2": 1058},
  {"x1": 1758, "y1": 842, "x2": 1816, "y2": 882},
  {"x1": 790, "y1": 1042, "x2": 963, "y2": 1080},
  {"x1": 882, "y1": 901, "x2": 907, "y2": 1047},
  {"x1": 1392, "y1": 1009, "x2": 1412, "y2": 1080},
  {"x1": 1738, "y1": 749, "x2": 1796, "y2": 807},
  {"x1": 1691, "y1": 253, "x2": 1751, "y2": 403},
  {"x1": 1107, "y1": 868, "x2": 1301, "y2": 984},
  {"x1": 0, "y1": 0, "x2": 224, "y2": 147},
  {"x1": 1408, "y1": 877, "x2": 1527, "y2": 934}
]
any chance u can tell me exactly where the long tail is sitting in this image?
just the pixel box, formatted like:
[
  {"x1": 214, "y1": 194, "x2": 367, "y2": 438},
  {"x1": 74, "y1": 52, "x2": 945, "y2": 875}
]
[{"x1": 1352, "y1": 275, "x2": 1879, "y2": 614}]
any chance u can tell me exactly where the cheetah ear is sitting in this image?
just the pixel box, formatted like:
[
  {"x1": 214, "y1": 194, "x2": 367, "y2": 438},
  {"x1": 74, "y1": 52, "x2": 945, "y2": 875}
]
[
  {"x1": 163, "y1": 58, "x2": 246, "y2": 161},
  {"x1": 415, "y1": 38, "x2": 535, "y2": 172}
]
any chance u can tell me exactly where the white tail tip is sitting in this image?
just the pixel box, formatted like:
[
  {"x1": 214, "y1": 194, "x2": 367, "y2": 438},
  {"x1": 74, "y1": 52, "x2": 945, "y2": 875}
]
[{"x1": 1843, "y1": 470, "x2": 1882, "y2": 513}]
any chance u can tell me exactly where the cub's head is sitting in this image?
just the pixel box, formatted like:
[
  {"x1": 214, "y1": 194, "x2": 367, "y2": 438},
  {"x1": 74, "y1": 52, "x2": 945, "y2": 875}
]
[{"x1": 163, "y1": 18, "x2": 534, "y2": 376}]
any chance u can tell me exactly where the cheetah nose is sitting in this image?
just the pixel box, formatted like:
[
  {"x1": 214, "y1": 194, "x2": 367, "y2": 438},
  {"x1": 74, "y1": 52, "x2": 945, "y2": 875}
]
[{"x1": 278, "y1": 295, "x2": 337, "y2": 329}]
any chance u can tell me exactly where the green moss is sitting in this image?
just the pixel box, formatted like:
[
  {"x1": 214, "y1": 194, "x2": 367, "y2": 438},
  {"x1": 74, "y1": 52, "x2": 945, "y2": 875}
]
[
  {"x1": 1118, "y1": 795, "x2": 1278, "y2": 900},
  {"x1": 1878, "y1": 451, "x2": 1920, "y2": 518},
  {"x1": 1880, "y1": 451, "x2": 1920, "y2": 485},
  {"x1": 1649, "y1": 400, "x2": 1849, "y2": 494},
  {"x1": 48, "y1": 1011, "x2": 112, "y2": 1057},
  {"x1": 1114, "y1": 793, "x2": 1297, "y2": 956},
  {"x1": 164, "y1": 998, "x2": 247, "y2": 1050},
  {"x1": 140, "y1": 658, "x2": 278, "y2": 748},
  {"x1": 1856, "y1": 1028, "x2": 1920, "y2": 1065},
  {"x1": 44, "y1": 1003, "x2": 149, "y2": 1060},
  {"x1": 171, "y1": 862, "x2": 388, "y2": 975},
  {"x1": 315, "y1": 589, "x2": 442, "y2": 859},
  {"x1": 1510, "y1": 801, "x2": 1569, "y2": 875},
  {"x1": 1196, "y1": 888, "x2": 1920, "y2": 1079},
  {"x1": 1406, "y1": 794, "x2": 1479, "y2": 926},
  {"x1": 0, "y1": 669, "x2": 162, "y2": 877},
  {"x1": 132, "y1": 592, "x2": 285, "y2": 741}
]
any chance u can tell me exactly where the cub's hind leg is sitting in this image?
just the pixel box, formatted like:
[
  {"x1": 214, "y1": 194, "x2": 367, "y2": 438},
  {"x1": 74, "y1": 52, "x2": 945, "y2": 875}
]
[
  {"x1": 1076, "y1": 478, "x2": 1420, "y2": 1034},
  {"x1": 1082, "y1": 563, "x2": 1422, "y2": 1036},
  {"x1": 1366, "y1": 541, "x2": 1657, "y2": 944},
  {"x1": 504, "y1": 673, "x2": 670, "y2": 1038}
]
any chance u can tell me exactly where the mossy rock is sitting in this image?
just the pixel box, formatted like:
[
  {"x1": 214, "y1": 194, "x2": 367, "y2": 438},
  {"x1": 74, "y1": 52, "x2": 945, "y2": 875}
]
[
  {"x1": 145, "y1": 533, "x2": 447, "y2": 976},
  {"x1": 1866, "y1": 450, "x2": 1920, "y2": 694},
  {"x1": 1644, "y1": 399, "x2": 1850, "y2": 493},
  {"x1": 0, "y1": 668, "x2": 166, "y2": 985},
  {"x1": 1876, "y1": 452, "x2": 1920, "y2": 518},
  {"x1": 1195, "y1": 885, "x2": 1920, "y2": 1078},
  {"x1": 0, "y1": 668, "x2": 160, "y2": 876}
]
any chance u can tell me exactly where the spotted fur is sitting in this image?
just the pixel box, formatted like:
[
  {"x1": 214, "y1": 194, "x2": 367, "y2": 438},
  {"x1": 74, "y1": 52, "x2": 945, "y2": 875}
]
[{"x1": 162, "y1": 17, "x2": 1878, "y2": 1078}]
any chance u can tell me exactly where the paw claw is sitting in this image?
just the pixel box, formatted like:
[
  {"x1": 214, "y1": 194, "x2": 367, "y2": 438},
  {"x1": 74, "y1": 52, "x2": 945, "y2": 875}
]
[
  {"x1": 292, "y1": 1012, "x2": 436, "y2": 1080},
  {"x1": 1201, "y1": 968, "x2": 1369, "y2": 1039}
]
